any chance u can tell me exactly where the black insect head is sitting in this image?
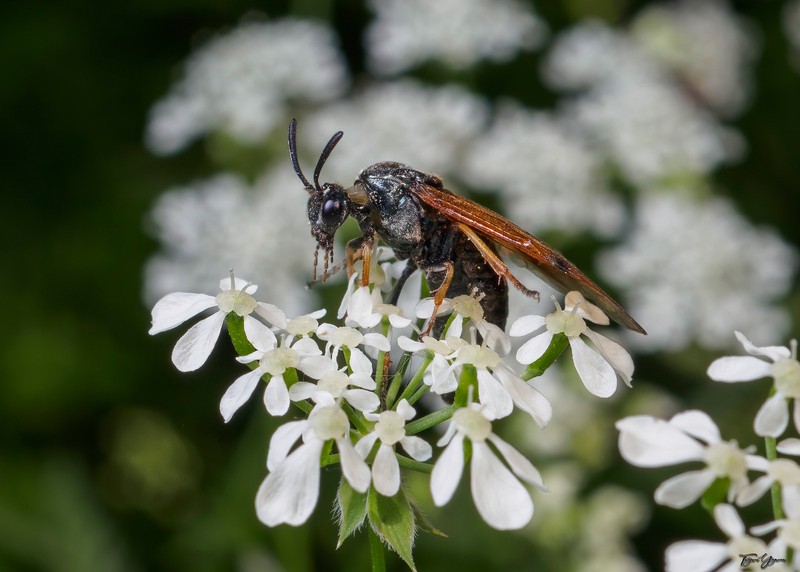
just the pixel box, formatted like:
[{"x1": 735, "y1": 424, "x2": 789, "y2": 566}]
[{"x1": 288, "y1": 119, "x2": 349, "y2": 281}]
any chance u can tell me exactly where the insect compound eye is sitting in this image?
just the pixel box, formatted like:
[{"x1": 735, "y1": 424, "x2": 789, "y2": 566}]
[
  {"x1": 317, "y1": 184, "x2": 349, "y2": 230},
  {"x1": 321, "y1": 198, "x2": 342, "y2": 224}
]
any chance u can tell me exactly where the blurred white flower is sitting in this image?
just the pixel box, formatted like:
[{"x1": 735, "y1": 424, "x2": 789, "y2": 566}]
[
  {"x1": 149, "y1": 275, "x2": 273, "y2": 372},
  {"x1": 665, "y1": 504, "x2": 770, "y2": 572},
  {"x1": 736, "y1": 458, "x2": 800, "y2": 507},
  {"x1": 511, "y1": 292, "x2": 634, "y2": 398},
  {"x1": 144, "y1": 168, "x2": 319, "y2": 316},
  {"x1": 256, "y1": 394, "x2": 370, "y2": 526},
  {"x1": 365, "y1": 0, "x2": 546, "y2": 74},
  {"x1": 598, "y1": 194, "x2": 797, "y2": 352},
  {"x1": 305, "y1": 80, "x2": 488, "y2": 182},
  {"x1": 546, "y1": 22, "x2": 742, "y2": 186},
  {"x1": 631, "y1": 0, "x2": 758, "y2": 118},
  {"x1": 785, "y1": 0, "x2": 800, "y2": 71},
  {"x1": 430, "y1": 402, "x2": 547, "y2": 530},
  {"x1": 355, "y1": 399, "x2": 432, "y2": 496},
  {"x1": 617, "y1": 410, "x2": 767, "y2": 509},
  {"x1": 708, "y1": 331, "x2": 800, "y2": 438},
  {"x1": 146, "y1": 19, "x2": 348, "y2": 154},
  {"x1": 462, "y1": 103, "x2": 625, "y2": 238},
  {"x1": 751, "y1": 486, "x2": 800, "y2": 558}
]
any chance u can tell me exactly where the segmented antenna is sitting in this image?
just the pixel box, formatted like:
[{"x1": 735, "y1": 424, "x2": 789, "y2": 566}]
[
  {"x1": 313, "y1": 130, "x2": 343, "y2": 191},
  {"x1": 288, "y1": 118, "x2": 343, "y2": 194}
]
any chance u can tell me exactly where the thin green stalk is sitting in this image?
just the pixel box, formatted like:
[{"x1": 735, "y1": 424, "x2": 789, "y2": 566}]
[
  {"x1": 368, "y1": 527, "x2": 386, "y2": 572},
  {"x1": 397, "y1": 355, "x2": 433, "y2": 404},
  {"x1": 385, "y1": 352, "x2": 412, "y2": 409},
  {"x1": 376, "y1": 318, "x2": 390, "y2": 405},
  {"x1": 406, "y1": 404, "x2": 456, "y2": 435},
  {"x1": 520, "y1": 333, "x2": 569, "y2": 381},
  {"x1": 407, "y1": 382, "x2": 429, "y2": 406},
  {"x1": 396, "y1": 454, "x2": 433, "y2": 474}
]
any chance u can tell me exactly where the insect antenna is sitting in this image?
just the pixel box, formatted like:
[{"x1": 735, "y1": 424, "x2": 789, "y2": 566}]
[
  {"x1": 313, "y1": 130, "x2": 343, "y2": 192},
  {"x1": 288, "y1": 118, "x2": 314, "y2": 193}
]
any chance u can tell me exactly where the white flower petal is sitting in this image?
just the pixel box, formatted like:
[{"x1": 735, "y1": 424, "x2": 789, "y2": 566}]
[
  {"x1": 794, "y1": 400, "x2": 800, "y2": 436},
  {"x1": 470, "y1": 442, "x2": 533, "y2": 530},
  {"x1": 669, "y1": 410, "x2": 721, "y2": 444},
  {"x1": 400, "y1": 435, "x2": 432, "y2": 462},
  {"x1": 355, "y1": 432, "x2": 379, "y2": 459},
  {"x1": 488, "y1": 434, "x2": 546, "y2": 489},
  {"x1": 476, "y1": 321, "x2": 510, "y2": 356},
  {"x1": 396, "y1": 399, "x2": 416, "y2": 421},
  {"x1": 171, "y1": 311, "x2": 226, "y2": 372},
  {"x1": 219, "y1": 368, "x2": 263, "y2": 422},
  {"x1": 297, "y1": 356, "x2": 337, "y2": 379},
  {"x1": 428, "y1": 354, "x2": 458, "y2": 394},
  {"x1": 291, "y1": 336, "x2": 322, "y2": 356},
  {"x1": 431, "y1": 433, "x2": 465, "y2": 506},
  {"x1": 347, "y1": 286, "x2": 374, "y2": 320},
  {"x1": 348, "y1": 347, "x2": 374, "y2": 376},
  {"x1": 777, "y1": 438, "x2": 800, "y2": 456},
  {"x1": 616, "y1": 415, "x2": 705, "y2": 466},
  {"x1": 397, "y1": 336, "x2": 425, "y2": 352},
  {"x1": 750, "y1": 520, "x2": 783, "y2": 536},
  {"x1": 707, "y1": 356, "x2": 772, "y2": 382},
  {"x1": 344, "y1": 389, "x2": 380, "y2": 412},
  {"x1": 373, "y1": 444, "x2": 401, "y2": 496},
  {"x1": 665, "y1": 540, "x2": 729, "y2": 572},
  {"x1": 338, "y1": 437, "x2": 371, "y2": 493},
  {"x1": 515, "y1": 331, "x2": 553, "y2": 365},
  {"x1": 570, "y1": 337, "x2": 617, "y2": 398},
  {"x1": 219, "y1": 277, "x2": 253, "y2": 292},
  {"x1": 654, "y1": 469, "x2": 716, "y2": 509},
  {"x1": 736, "y1": 475, "x2": 774, "y2": 506},
  {"x1": 267, "y1": 420, "x2": 308, "y2": 470},
  {"x1": 754, "y1": 393, "x2": 789, "y2": 438},
  {"x1": 783, "y1": 485, "x2": 800, "y2": 519},
  {"x1": 149, "y1": 292, "x2": 217, "y2": 334},
  {"x1": 288, "y1": 381, "x2": 317, "y2": 402},
  {"x1": 256, "y1": 439, "x2": 323, "y2": 526},
  {"x1": 264, "y1": 374, "x2": 290, "y2": 416},
  {"x1": 363, "y1": 332, "x2": 391, "y2": 352},
  {"x1": 714, "y1": 503, "x2": 745, "y2": 537},
  {"x1": 477, "y1": 369, "x2": 513, "y2": 419},
  {"x1": 255, "y1": 302, "x2": 287, "y2": 329},
  {"x1": 584, "y1": 329, "x2": 633, "y2": 385},
  {"x1": 509, "y1": 314, "x2": 546, "y2": 337},
  {"x1": 389, "y1": 314, "x2": 412, "y2": 328},
  {"x1": 495, "y1": 367, "x2": 552, "y2": 428},
  {"x1": 243, "y1": 315, "x2": 277, "y2": 351},
  {"x1": 735, "y1": 331, "x2": 791, "y2": 362}
]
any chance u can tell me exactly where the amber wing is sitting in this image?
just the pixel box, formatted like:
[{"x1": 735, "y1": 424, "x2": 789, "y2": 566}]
[{"x1": 412, "y1": 183, "x2": 646, "y2": 334}]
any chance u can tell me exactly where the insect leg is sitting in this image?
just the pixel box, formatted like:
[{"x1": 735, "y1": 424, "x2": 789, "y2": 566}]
[
  {"x1": 421, "y1": 260, "x2": 454, "y2": 337},
  {"x1": 344, "y1": 236, "x2": 364, "y2": 277},
  {"x1": 456, "y1": 223, "x2": 540, "y2": 302},
  {"x1": 388, "y1": 259, "x2": 419, "y2": 305}
]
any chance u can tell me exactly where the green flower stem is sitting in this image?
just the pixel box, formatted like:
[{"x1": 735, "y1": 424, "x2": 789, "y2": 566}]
[
  {"x1": 520, "y1": 333, "x2": 569, "y2": 381},
  {"x1": 407, "y1": 382, "x2": 429, "y2": 406},
  {"x1": 405, "y1": 404, "x2": 456, "y2": 436},
  {"x1": 321, "y1": 452, "x2": 339, "y2": 467},
  {"x1": 343, "y1": 402, "x2": 370, "y2": 436},
  {"x1": 396, "y1": 355, "x2": 433, "y2": 404},
  {"x1": 396, "y1": 454, "x2": 432, "y2": 474},
  {"x1": 368, "y1": 526, "x2": 386, "y2": 572},
  {"x1": 385, "y1": 353, "x2": 412, "y2": 409},
  {"x1": 454, "y1": 364, "x2": 478, "y2": 407},
  {"x1": 376, "y1": 318, "x2": 391, "y2": 403}
]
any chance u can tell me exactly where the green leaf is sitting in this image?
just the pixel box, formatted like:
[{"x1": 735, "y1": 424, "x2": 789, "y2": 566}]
[
  {"x1": 336, "y1": 478, "x2": 368, "y2": 548},
  {"x1": 368, "y1": 486, "x2": 417, "y2": 571},
  {"x1": 409, "y1": 501, "x2": 447, "y2": 538},
  {"x1": 701, "y1": 477, "x2": 730, "y2": 512},
  {"x1": 225, "y1": 313, "x2": 256, "y2": 356}
]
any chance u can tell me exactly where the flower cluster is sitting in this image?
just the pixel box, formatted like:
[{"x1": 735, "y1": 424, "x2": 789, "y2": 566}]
[
  {"x1": 150, "y1": 261, "x2": 636, "y2": 562},
  {"x1": 618, "y1": 331, "x2": 800, "y2": 570}
]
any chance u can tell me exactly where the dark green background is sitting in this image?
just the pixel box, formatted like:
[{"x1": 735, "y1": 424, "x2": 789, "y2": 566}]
[{"x1": 2, "y1": 1, "x2": 799, "y2": 570}]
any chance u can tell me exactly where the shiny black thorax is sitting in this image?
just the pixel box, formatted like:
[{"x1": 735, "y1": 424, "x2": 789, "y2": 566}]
[{"x1": 353, "y1": 162, "x2": 508, "y2": 330}]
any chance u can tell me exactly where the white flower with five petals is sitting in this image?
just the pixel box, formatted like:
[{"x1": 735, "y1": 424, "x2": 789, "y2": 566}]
[
  {"x1": 289, "y1": 366, "x2": 380, "y2": 413},
  {"x1": 708, "y1": 331, "x2": 800, "y2": 438},
  {"x1": 256, "y1": 394, "x2": 370, "y2": 526},
  {"x1": 149, "y1": 275, "x2": 274, "y2": 372},
  {"x1": 511, "y1": 291, "x2": 634, "y2": 398},
  {"x1": 616, "y1": 410, "x2": 767, "y2": 508},
  {"x1": 430, "y1": 403, "x2": 547, "y2": 530},
  {"x1": 221, "y1": 325, "x2": 335, "y2": 420},
  {"x1": 355, "y1": 399, "x2": 432, "y2": 496}
]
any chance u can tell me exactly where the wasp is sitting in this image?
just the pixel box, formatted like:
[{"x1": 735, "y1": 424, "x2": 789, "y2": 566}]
[{"x1": 288, "y1": 119, "x2": 646, "y2": 336}]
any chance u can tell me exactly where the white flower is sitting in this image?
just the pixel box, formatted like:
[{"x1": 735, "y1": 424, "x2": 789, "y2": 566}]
[
  {"x1": 416, "y1": 294, "x2": 511, "y2": 355},
  {"x1": 355, "y1": 399, "x2": 432, "y2": 496},
  {"x1": 149, "y1": 275, "x2": 273, "y2": 372},
  {"x1": 430, "y1": 403, "x2": 546, "y2": 530},
  {"x1": 665, "y1": 504, "x2": 770, "y2": 572},
  {"x1": 344, "y1": 284, "x2": 412, "y2": 330},
  {"x1": 397, "y1": 335, "x2": 461, "y2": 394},
  {"x1": 256, "y1": 394, "x2": 370, "y2": 526},
  {"x1": 221, "y1": 325, "x2": 335, "y2": 419},
  {"x1": 751, "y1": 486, "x2": 800, "y2": 557},
  {"x1": 145, "y1": 19, "x2": 348, "y2": 154},
  {"x1": 316, "y1": 324, "x2": 390, "y2": 372},
  {"x1": 737, "y1": 459, "x2": 800, "y2": 507},
  {"x1": 598, "y1": 194, "x2": 797, "y2": 352},
  {"x1": 616, "y1": 410, "x2": 767, "y2": 508},
  {"x1": 708, "y1": 331, "x2": 800, "y2": 438},
  {"x1": 511, "y1": 291, "x2": 634, "y2": 398},
  {"x1": 365, "y1": 0, "x2": 546, "y2": 74},
  {"x1": 289, "y1": 366, "x2": 380, "y2": 414}
]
